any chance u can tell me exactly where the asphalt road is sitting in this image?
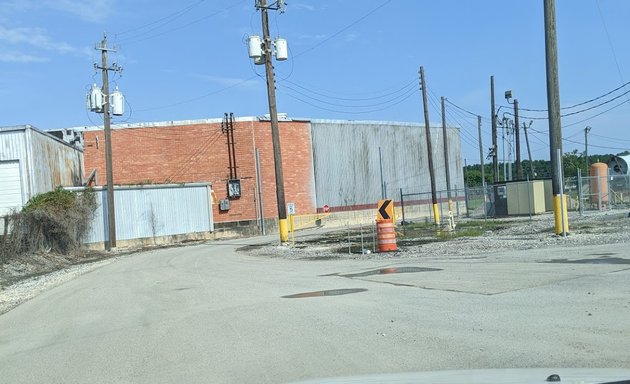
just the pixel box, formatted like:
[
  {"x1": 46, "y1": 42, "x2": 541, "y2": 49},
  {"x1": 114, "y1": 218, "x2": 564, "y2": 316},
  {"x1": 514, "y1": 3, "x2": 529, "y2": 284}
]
[{"x1": 1, "y1": 239, "x2": 629, "y2": 383}]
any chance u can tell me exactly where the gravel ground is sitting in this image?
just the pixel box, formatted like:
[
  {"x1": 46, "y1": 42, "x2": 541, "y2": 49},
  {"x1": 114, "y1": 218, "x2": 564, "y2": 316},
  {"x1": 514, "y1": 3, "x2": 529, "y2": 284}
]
[
  {"x1": 2, "y1": 209, "x2": 629, "y2": 315},
  {"x1": 243, "y1": 209, "x2": 630, "y2": 261}
]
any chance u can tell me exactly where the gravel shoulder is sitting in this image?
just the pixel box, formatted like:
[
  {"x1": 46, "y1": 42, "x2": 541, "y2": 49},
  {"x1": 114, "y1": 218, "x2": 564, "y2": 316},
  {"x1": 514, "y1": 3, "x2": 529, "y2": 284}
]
[{"x1": 242, "y1": 210, "x2": 630, "y2": 261}]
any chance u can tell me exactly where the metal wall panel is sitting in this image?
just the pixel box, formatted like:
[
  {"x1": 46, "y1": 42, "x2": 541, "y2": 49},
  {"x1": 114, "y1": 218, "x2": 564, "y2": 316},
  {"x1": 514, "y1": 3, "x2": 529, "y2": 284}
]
[
  {"x1": 27, "y1": 128, "x2": 83, "y2": 195},
  {"x1": 0, "y1": 126, "x2": 83, "y2": 204},
  {"x1": 310, "y1": 120, "x2": 464, "y2": 208},
  {"x1": 77, "y1": 184, "x2": 214, "y2": 243}
]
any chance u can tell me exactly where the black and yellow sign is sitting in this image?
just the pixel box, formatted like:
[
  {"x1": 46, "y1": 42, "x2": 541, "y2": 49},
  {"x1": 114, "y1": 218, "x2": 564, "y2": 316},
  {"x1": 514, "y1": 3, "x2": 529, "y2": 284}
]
[{"x1": 377, "y1": 199, "x2": 394, "y2": 221}]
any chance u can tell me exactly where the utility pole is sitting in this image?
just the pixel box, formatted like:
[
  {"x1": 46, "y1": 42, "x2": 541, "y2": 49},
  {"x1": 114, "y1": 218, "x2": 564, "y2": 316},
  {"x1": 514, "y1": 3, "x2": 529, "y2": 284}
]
[
  {"x1": 419, "y1": 66, "x2": 439, "y2": 226},
  {"x1": 441, "y1": 97, "x2": 452, "y2": 212},
  {"x1": 97, "y1": 33, "x2": 116, "y2": 250},
  {"x1": 544, "y1": 0, "x2": 568, "y2": 235},
  {"x1": 524, "y1": 122, "x2": 535, "y2": 179},
  {"x1": 490, "y1": 76, "x2": 498, "y2": 183},
  {"x1": 585, "y1": 126, "x2": 591, "y2": 176},
  {"x1": 514, "y1": 99, "x2": 523, "y2": 180},
  {"x1": 257, "y1": 0, "x2": 288, "y2": 242},
  {"x1": 478, "y1": 116, "x2": 485, "y2": 189}
]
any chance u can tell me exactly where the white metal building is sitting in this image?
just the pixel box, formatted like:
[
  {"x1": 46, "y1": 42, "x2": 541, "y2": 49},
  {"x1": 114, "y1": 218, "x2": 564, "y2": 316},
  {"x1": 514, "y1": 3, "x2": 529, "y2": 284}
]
[{"x1": 0, "y1": 125, "x2": 84, "y2": 221}]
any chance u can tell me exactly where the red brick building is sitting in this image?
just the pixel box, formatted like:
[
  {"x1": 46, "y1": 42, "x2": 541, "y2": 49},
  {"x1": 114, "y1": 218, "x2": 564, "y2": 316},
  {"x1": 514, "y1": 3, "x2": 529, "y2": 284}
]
[{"x1": 79, "y1": 117, "x2": 316, "y2": 227}]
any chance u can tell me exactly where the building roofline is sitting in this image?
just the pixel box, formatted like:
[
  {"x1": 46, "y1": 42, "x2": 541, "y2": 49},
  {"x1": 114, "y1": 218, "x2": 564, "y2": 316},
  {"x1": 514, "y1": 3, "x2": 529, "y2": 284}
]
[{"x1": 1, "y1": 124, "x2": 83, "y2": 151}]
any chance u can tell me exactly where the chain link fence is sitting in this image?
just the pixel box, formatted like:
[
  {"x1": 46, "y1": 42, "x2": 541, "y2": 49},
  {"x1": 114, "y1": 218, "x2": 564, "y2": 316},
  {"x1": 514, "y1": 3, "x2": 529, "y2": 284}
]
[
  {"x1": 399, "y1": 185, "x2": 495, "y2": 223},
  {"x1": 565, "y1": 173, "x2": 630, "y2": 212}
]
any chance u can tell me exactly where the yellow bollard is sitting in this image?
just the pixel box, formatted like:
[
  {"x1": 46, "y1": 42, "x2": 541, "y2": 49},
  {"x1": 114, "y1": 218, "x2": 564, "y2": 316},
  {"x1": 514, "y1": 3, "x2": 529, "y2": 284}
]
[
  {"x1": 279, "y1": 218, "x2": 289, "y2": 243},
  {"x1": 553, "y1": 194, "x2": 569, "y2": 235},
  {"x1": 432, "y1": 203, "x2": 440, "y2": 226}
]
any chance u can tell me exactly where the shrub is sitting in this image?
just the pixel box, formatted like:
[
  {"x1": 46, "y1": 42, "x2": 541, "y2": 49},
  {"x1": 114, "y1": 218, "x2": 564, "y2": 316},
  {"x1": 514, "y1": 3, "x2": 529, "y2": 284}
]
[{"x1": 0, "y1": 187, "x2": 97, "y2": 263}]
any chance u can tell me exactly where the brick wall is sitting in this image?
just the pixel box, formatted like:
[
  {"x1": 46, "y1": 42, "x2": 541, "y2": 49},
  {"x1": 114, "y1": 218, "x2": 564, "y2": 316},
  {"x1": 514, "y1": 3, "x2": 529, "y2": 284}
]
[{"x1": 82, "y1": 119, "x2": 316, "y2": 223}]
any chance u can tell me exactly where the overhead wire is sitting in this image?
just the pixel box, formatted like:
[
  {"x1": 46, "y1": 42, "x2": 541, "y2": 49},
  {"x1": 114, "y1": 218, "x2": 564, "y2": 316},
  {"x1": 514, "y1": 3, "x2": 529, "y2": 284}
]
[
  {"x1": 117, "y1": 0, "x2": 247, "y2": 45},
  {"x1": 292, "y1": 0, "x2": 393, "y2": 59},
  {"x1": 279, "y1": 78, "x2": 417, "y2": 101},
  {"x1": 135, "y1": 75, "x2": 260, "y2": 112},
  {"x1": 595, "y1": 0, "x2": 630, "y2": 105},
  {"x1": 115, "y1": 0, "x2": 205, "y2": 37},
  {"x1": 279, "y1": 86, "x2": 419, "y2": 114}
]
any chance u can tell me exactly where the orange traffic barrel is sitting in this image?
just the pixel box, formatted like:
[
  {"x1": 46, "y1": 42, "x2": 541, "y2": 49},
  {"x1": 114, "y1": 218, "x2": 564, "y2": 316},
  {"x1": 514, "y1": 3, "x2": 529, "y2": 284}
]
[{"x1": 376, "y1": 220, "x2": 397, "y2": 252}]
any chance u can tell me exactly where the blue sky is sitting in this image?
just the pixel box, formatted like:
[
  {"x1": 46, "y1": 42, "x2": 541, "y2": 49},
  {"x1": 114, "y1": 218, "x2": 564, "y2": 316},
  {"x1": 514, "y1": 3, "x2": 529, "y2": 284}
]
[{"x1": 1, "y1": 0, "x2": 629, "y2": 162}]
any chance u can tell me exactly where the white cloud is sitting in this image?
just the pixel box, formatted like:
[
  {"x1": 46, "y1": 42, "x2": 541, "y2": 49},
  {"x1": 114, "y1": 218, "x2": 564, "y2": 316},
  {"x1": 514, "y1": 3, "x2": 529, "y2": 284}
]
[
  {"x1": 297, "y1": 34, "x2": 327, "y2": 41},
  {"x1": 0, "y1": 51, "x2": 49, "y2": 63},
  {"x1": 42, "y1": 0, "x2": 111, "y2": 23},
  {"x1": 292, "y1": 3, "x2": 315, "y2": 12},
  {"x1": 344, "y1": 32, "x2": 359, "y2": 43},
  {"x1": 0, "y1": 25, "x2": 75, "y2": 53},
  {"x1": 0, "y1": 0, "x2": 111, "y2": 23}
]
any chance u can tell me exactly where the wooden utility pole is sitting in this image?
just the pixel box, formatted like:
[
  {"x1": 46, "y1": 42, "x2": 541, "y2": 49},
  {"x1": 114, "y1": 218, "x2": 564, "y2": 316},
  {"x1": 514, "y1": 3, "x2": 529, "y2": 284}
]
[
  {"x1": 544, "y1": 0, "x2": 568, "y2": 234},
  {"x1": 524, "y1": 122, "x2": 535, "y2": 179},
  {"x1": 490, "y1": 76, "x2": 498, "y2": 183},
  {"x1": 441, "y1": 97, "x2": 452, "y2": 212},
  {"x1": 98, "y1": 33, "x2": 116, "y2": 250},
  {"x1": 259, "y1": 0, "x2": 288, "y2": 242},
  {"x1": 477, "y1": 116, "x2": 485, "y2": 189},
  {"x1": 514, "y1": 99, "x2": 523, "y2": 180},
  {"x1": 419, "y1": 66, "x2": 439, "y2": 225}
]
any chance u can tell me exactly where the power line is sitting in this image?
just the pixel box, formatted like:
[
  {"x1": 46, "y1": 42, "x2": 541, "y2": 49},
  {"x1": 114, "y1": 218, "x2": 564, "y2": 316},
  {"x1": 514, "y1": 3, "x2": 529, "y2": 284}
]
[
  {"x1": 135, "y1": 75, "x2": 260, "y2": 112},
  {"x1": 563, "y1": 137, "x2": 629, "y2": 151},
  {"x1": 595, "y1": 0, "x2": 630, "y2": 105},
  {"x1": 280, "y1": 78, "x2": 417, "y2": 101},
  {"x1": 514, "y1": 81, "x2": 630, "y2": 112},
  {"x1": 293, "y1": 0, "x2": 393, "y2": 59},
  {"x1": 279, "y1": 86, "x2": 418, "y2": 114},
  {"x1": 278, "y1": 82, "x2": 417, "y2": 108},
  {"x1": 504, "y1": 87, "x2": 630, "y2": 121},
  {"x1": 118, "y1": 0, "x2": 247, "y2": 45},
  {"x1": 115, "y1": 0, "x2": 205, "y2": 39}
]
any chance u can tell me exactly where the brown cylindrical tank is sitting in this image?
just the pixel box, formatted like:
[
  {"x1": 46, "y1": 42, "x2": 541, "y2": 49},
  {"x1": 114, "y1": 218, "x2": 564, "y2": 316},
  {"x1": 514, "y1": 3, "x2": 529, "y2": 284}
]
[{"x1": 590, "y1": 162, "x2": 609, "y2": 204}]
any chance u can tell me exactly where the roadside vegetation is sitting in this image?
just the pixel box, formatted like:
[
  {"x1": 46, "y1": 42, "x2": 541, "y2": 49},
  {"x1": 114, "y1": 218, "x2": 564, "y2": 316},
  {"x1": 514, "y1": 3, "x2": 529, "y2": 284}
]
[{"x1": 0, "y1": 187, "x2": 96, "y2": 264}]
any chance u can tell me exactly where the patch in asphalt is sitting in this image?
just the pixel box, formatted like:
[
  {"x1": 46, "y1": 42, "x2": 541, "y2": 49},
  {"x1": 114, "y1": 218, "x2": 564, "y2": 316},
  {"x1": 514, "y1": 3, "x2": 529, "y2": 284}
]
[
  {"x1": 340, "y1": 266, "x2": 443, "y2": 278},
  {"x1": 282, "y1": 288, "x2": 368, "y2": 299},
  {"x1": 543, "y1": 256, "x2": 630, "y2": 265}
]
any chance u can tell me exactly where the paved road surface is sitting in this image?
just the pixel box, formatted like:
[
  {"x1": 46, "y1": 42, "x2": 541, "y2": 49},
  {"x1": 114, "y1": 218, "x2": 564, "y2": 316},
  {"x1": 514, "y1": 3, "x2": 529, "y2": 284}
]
[{"x1": 1, "y1": 239, "x2": 629, "y2": 383}]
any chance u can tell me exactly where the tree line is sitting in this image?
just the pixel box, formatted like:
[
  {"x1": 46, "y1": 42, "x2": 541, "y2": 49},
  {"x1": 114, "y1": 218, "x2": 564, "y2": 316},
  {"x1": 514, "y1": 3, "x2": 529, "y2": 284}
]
[{"x1": 464, "y1": 150, "x2": 630, "y2": 187}]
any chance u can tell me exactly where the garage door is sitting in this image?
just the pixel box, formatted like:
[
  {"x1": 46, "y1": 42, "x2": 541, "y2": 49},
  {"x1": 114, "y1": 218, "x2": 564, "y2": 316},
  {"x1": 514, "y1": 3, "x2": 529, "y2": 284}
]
[{"x1": 0, "y1": 161, "x2": 23, "y2": 218}]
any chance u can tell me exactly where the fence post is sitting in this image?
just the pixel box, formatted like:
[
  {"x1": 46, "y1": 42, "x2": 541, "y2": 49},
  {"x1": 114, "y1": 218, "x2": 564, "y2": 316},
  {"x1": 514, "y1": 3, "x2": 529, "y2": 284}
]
[
  {"x1": 598, "y1": 174, "x2": 602, "y2": 210},
  {"x1": 607, "y1": 169, "x2": 612, "y2": 210},
  {"x1": 439, "y1": 190, "x2": 444, "y2": 223},
  {"x1": 481, "y1": 185, "x2": 488, "y2": 220},
  {"x1": 577, "y1": 168, "x2": 583, "y2": 216},
  {"x1": 400, "y1": 188, "x2": 406, "y2": 225},
  {"x1": 455, "y1": 184, "x2": 460, "y2": 217},
  {"x1": 464, "y1": 185, "x2": 470, "y2": 218},
  {"x1": 527, "y1": 176, "x2": 532, "y2": 220}
]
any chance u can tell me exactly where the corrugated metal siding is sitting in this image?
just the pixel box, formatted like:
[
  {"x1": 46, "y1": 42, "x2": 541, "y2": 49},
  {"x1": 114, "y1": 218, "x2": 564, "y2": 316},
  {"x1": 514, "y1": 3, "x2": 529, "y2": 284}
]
[
  {"x1": 310, "y1": 121, "x2": 464, "y2": 207},
  {"x1": 0, "y1": 129, "x2": 31, "y2": 204},
  {"x1": 28, "y1": 128, "x2": 83, "y2": 195},
  {"x1": 0, "y1": 126, "x2": 83, "y2": 203},
  {"x1": 80, "y1": 184, "x2": 214, "y2": 243}
]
